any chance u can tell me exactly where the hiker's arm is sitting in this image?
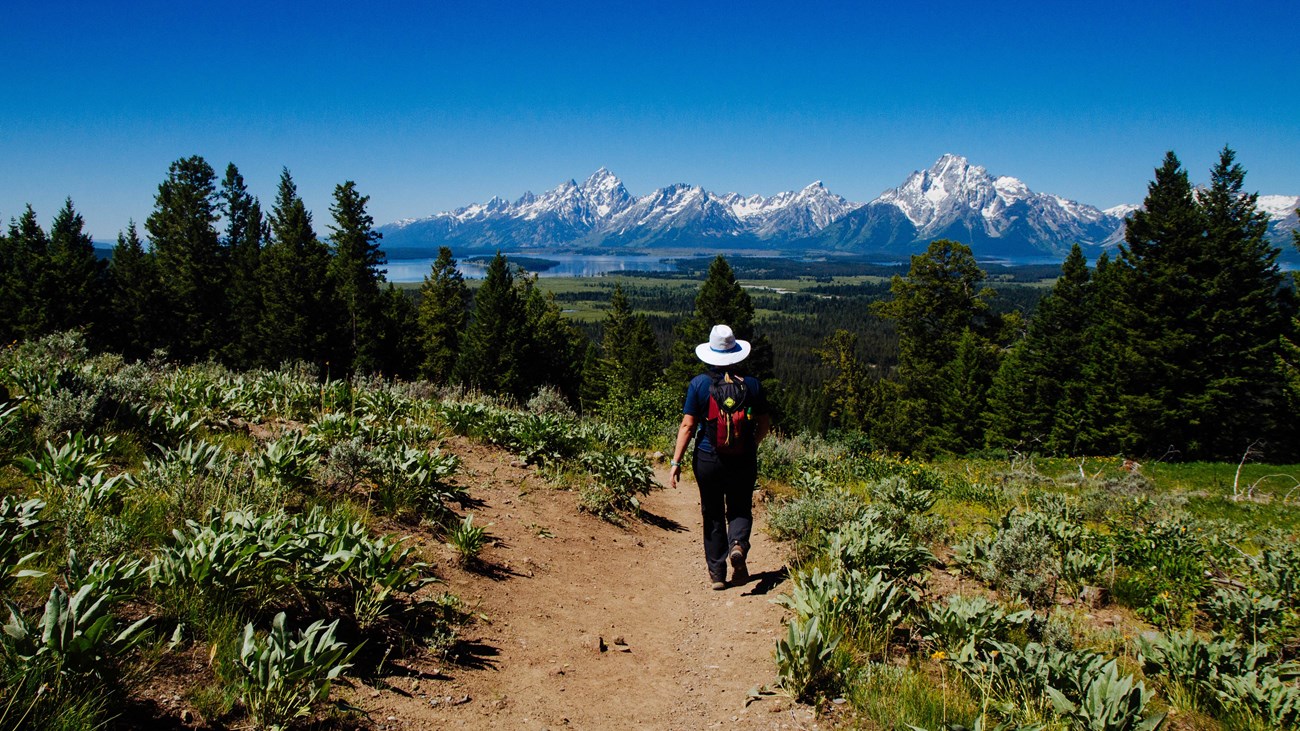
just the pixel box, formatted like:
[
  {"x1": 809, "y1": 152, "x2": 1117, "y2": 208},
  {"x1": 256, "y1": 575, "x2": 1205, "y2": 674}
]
[
  {"x1": 755, "y1": 413, "x2": 771, "y2": 445},
  {"x1": 670, "y1": 414, "x2": 695, "y2": 489}
]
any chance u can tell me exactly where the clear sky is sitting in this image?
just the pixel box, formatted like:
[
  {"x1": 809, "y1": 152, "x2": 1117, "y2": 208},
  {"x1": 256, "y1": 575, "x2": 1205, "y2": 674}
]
[{"x1": 2, "y1": 0, "x2": 1297, "y2": 241}]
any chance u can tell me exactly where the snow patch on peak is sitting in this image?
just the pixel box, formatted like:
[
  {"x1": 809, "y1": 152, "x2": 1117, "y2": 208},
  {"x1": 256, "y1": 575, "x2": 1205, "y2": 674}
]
[{"x1": 1258, "y1": 195, "x2": 1300, "y2": 220}]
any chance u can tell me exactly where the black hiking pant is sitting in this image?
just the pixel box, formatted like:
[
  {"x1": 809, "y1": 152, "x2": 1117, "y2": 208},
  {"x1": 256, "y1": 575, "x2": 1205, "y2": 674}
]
[{"x1": 693, "y1": 448, "x2": 756, "y2": 581}]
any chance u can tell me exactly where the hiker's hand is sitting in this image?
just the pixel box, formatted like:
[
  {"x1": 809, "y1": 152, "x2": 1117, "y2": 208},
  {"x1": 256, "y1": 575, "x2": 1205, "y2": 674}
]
[{"x1": 669, "y1": 463, "x2": 680, "y2": 489}]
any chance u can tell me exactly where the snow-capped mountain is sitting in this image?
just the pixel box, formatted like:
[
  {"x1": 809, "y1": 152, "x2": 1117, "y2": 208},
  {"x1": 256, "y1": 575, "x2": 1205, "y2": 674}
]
[
  {"x1": 378, "y1": 158, "x2": 1298, "y2": 259},
  {"x1": 379, "y1": 169, "x2": 859, "y2": 252},
  {"x1": 810, "y1": 154, "x2": 1125, "y2": 257}
]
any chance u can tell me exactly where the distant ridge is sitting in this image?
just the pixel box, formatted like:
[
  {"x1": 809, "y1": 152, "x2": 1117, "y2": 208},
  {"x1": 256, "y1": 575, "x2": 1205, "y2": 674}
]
[{"x1": 378, "y1": 157, "x2": 1299, "y2": 259}]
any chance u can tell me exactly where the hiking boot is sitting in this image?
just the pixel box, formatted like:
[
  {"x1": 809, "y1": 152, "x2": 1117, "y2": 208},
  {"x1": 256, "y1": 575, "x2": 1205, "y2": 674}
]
[
  {"x1": 709, "y1": 573, "x2": 727, "y2": 591},
  {"x1": 729, "y1": 544, "x2": 749, "y2": 585}
]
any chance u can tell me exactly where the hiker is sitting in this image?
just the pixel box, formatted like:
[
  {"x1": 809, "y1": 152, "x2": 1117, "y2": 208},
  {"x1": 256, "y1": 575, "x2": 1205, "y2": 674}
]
[{"x1": 669, "y1": 324, "x2": 771, "y2": 590}]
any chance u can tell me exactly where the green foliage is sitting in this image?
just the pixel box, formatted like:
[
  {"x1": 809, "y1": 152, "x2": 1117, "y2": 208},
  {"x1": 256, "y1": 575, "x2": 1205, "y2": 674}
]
[
  {"x1": 578, "y1": 450, "x2": 660, "y2": 522},
  {"x1": 2, "y1": 584, "x2": 149, "y2": 680},
  {"x1": 951, "y1": 640, "x2": 1163, "y2": 730},
  {"x1": 446, "y1": 513, "x2": 489, "y2": 567},
  {"x1": 417, "y1": 247, "x2": 470, "y2": 383},
  {"x1": 371, "y1": 445, "x2": 463, "y2": 520},
  {"x1": 920, "y1": 595, "x2": 1034, "y2": 654},
  {"x1": 259, "y1": 168, "x2": 334, "y2": 369},
  {"x1": 1205, "y1": 587, "x2": 1285, "y2": 645},
  {"x1": 145, "y1": 155, "x2": 228, "y2": 361},
  {"x1": 0, "y1": 497, "x2": 46, "y2": 593},
  {"x1": 327, "y1": 180, "x2": 387, "y2": 375},
  {"x1": 766, "y1": 484, "x2": 868, "y2": 553},
  {"x1": 774, "y1": 614, "x2": 844, "y2": 703},
  {"x1": 1110, "y1": 517, "x2": 1209, "y2": 626},
  {"x1": 1044, "y1": 661, "x2": 1166, "y2": 731},
  {"x1": 1137, "y1": 630, "x2": 1298, "y2": 725},
  {"x1": 826, "y1": 515, "x2": 935, "y2": 587},
  {"x1": 235, "y1": 612, "x2": 358, "y2": 731}
]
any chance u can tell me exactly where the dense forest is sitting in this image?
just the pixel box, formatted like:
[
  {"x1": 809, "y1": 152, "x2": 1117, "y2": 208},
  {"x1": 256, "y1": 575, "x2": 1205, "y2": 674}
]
[{"x1": 2, "y1": 148, "x2": 1297, "y2": 462}]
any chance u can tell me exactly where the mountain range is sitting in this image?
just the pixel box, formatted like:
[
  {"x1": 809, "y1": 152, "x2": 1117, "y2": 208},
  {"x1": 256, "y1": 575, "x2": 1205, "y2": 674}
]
[{"x1": 377, "y1": 155, "x2": 1300, "y2": 260}]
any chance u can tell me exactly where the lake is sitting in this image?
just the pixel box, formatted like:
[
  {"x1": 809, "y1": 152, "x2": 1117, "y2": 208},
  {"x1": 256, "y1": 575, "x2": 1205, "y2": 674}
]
[{"x1": 382, "y1": 253, "x2": 677, "y2": 282}]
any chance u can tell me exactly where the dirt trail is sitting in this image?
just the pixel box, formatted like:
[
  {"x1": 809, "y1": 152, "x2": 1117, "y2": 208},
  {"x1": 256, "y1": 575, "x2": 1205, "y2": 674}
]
[{"x1": 357, "y1": 444, "x2": 818, "y2": 730}]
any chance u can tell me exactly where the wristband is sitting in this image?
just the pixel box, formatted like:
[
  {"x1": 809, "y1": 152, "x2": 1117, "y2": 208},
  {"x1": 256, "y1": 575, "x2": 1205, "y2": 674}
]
[{"x1": 670, "y1": 459, "x2": 681, "y2": 467}]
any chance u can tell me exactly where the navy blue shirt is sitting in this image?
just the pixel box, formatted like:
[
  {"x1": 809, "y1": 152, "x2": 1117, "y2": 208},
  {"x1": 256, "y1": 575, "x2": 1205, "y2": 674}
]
[{"x1": 683, "y1": 370, "x2": 768, "y2": 454}]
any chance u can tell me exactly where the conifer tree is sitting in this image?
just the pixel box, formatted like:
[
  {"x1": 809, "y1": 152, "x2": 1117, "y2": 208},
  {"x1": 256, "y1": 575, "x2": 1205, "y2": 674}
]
[
  {"x1": 0, "y1": 206, "x2": 52, "y2": 341},
  {"x1": 416, "y1": 247, "x2": 469, "y2": 383},
  {"x1": 46, "y1": 198, "x2": 107, "y2": 342},
  {"x1": 455, "y1": 252, "x2": 527, "y2": 398},
  {"x1": 934, "y1": 328, "x2": 996, "y2": 453},
  {"x1": 107, "y1": 221, "x2": 162, "y2": 359},
  {"x1": 145, "y1": 155, "x2": 228, "y2": 360},
  {"x1": 1076, "y1": 251, "x2": 1131, "y2": 454},
  {"x1": 327, "y1": 180, "x2": 386, "y2": 374},
  {"x1": 259, "y1": 168, "x2": 333, "y2": 369},
  {"x1": 1192, "y1": 147, "x2": 1292, "y2": 458},
  {"x1": 220, "y1": 163, "x2": 266, "y2": 369},
  {"x1": 985, "y1": 244, "x2": 1093, "y2": 453},
  {"x1": 372, "y1": 285, "x2": 420, "y2": 379},
  {"x1": 519, "y1": 273, "x2": 585, "y2": 400},
  {"x1": 874, "y1": 239, "x2": 994, "y2": 453},
  {"x1": 667, "y1": 255, "x2": 758, "y2": 384},
  {"x1": 1114, "y1": 151, "x2": 1205, "y2": 456},
  {"x1": 814, "y1": 329, "x2": 876, "y2": 432},
  {"x1": 596, "y1": 284, "x2": 663, "y2": 405}
]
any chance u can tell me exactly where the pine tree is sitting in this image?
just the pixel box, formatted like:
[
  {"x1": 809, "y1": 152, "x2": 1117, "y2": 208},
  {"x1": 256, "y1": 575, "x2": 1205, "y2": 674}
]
[
  {"x1": 107, "y1": 221, "x2": 163, "y2": 359},
  {"x1": 595, "y1": 284, "x2": 663, "y2": 407},
  {"x1": 814, "y1": 329, "x2": 874, "y2": 431},
  {"x1": 1192, "y1": 147, "x2": 1292, "y2": 458},
  {"x1": 145, "y1": 155, "x2": 228, "y2": 360},
  {"x1": 1115, "y1": 151, "x2": 1206, "y2": 456},
  {"x1": 372, "y1": 285, "x2": 420, "y2": 379},
  {"x1": 220, "y1": 163, "x2": 266, "y2": 369},
  {"x1": 985, "y1": 244, "x2": 1094, "y2": 454},
  {"x1": 874, "y1": 239, "x2": 994, "y2": 453},
  {"x1": 1076, "y1": 252, "x2": 1131, "y2": 454},
  {"x1": 327, "y1": 180, "x2": 386, "y2": 374},
  {"x1": 667, "y1": 255, "x2": 756, "y2": 384},
  {"x1": 0, "y1": 205, "x2": 52, "y2": 341},
  {"x1": 518, "y1": 273, "x2": 584, "y2": 400},
  {"x1": 46, "y1": 198, "x2": 107, "y2": 341},
  {"x1": 416, "y1": 247, "x2": 469, "y2": 383},
  {"x1": 934, "y1": 328, "x2": 996, "y2": 453},
  {"x1": 455, "y1": 252, "x2": 527, "y2": 399},
  {"x1": 259, "y1": 168, "x2": 333, "y2": 369}
]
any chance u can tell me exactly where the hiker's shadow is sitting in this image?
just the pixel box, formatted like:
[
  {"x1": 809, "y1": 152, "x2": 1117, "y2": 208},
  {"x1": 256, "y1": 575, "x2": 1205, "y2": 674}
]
[
  {"x1": 639, "y1": 509, "x2": 687, "y2": 532},
  {"x1": 741, "y1": 566, "x2": 789, "y2": 596}
]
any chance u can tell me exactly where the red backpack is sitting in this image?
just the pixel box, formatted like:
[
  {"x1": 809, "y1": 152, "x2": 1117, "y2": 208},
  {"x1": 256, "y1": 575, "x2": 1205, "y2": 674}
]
[{"x1": 706, "y1": 372, "x2": 753, "y2": 455}]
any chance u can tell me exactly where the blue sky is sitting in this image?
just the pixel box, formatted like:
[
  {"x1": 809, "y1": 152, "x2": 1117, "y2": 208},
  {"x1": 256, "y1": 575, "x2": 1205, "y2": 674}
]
[{"x1": 2, "y1": 0, "x2": 1297, "y2": 240}]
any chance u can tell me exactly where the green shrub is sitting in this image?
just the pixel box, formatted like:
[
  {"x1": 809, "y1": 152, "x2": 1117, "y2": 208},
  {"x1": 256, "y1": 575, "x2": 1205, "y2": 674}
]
[
  {"x1": 920, "y1": 595, "x2": 1034, "y2": 654},
  {"x1": 1110, "y1": 517, "x2": 1209, "y2": 626},
  {"x1": 1136, "y1": 629, "x2": 1297, "y2": 722},
  {"x1": 774, "y1": 614, "x2": 844, "y2": 703},
  {"x1": 1205, "y1": 587, "x2": 1285, "y2": 645},
  {"x1": 2, "y1": 583, "x2": 149, "y2": 681},
  {"x1": 777, "y1": 568, "x2": 908, "y2": 658},
  {"x1": 766, "y1": 484, "x2": 868, "y2": 554},
  {"x1": 577, "y1": 451, "x2": 659, "y2": 523},
  {"x1": 826, "y1": 516, "x2": 935, "y2": 587},
  {"x1": 371, "y1": 445, "x2": 462, "y2": 520},
  {"x1": 447, "y1": 514, "x2": 489, "y2": 567},
  {"x1": 0, "y1": 496, "x2": 46, "y2": 594},
  {"x1": 235, "y1": 612, "x2": 358, "y2": 731}
]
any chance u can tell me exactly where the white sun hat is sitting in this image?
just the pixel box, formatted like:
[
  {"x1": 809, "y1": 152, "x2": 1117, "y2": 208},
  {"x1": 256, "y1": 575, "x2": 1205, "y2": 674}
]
[{"x1": 695, "y1": 324, "x2": 751, "y2": 367}]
